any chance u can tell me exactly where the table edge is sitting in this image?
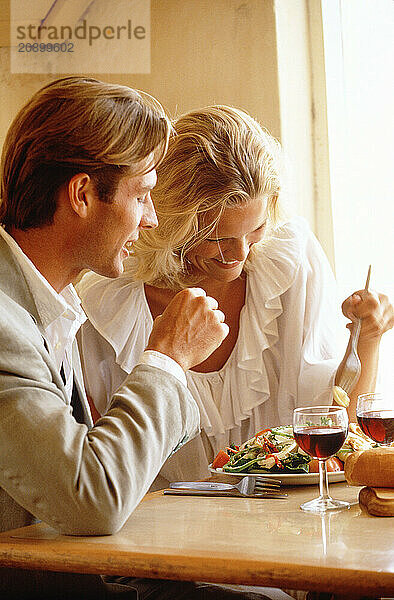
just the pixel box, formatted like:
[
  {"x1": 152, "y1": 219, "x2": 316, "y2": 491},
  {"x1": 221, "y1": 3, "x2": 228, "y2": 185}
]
[{"x1": 0, "y1": 536, "x2": 393, "y2": 595}]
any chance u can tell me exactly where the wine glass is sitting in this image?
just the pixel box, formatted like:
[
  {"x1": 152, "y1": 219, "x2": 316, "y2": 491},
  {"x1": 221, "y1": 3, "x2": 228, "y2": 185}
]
[
  {"x1": 293, "y1": 406, "x2": 350, "y2": 513},
  {"x1": 357, "y1": 393, "x2": 394, "y2": 445}
]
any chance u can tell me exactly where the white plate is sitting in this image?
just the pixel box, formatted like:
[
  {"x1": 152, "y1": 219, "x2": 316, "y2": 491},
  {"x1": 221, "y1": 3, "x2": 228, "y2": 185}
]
[{"x1": 209, "y1": 465, "x2": 345, "y2": 486}]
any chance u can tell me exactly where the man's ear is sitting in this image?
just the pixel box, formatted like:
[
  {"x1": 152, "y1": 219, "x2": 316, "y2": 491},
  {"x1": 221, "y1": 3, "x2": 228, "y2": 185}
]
[{"x1": 67, "y1": 173, "x2": 94, "y2": 218}]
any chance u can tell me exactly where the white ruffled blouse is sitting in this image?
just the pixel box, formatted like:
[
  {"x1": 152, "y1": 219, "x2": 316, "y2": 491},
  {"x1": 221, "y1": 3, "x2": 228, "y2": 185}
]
[{"x1": 76, "y1": 217, "x2": 343, "y2": 484}]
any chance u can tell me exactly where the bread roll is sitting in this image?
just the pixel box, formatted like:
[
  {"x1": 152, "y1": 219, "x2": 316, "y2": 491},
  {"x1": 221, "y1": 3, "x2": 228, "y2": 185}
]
[{"x1": 344, "y1": 447, "x2": 394, "y2": 487}]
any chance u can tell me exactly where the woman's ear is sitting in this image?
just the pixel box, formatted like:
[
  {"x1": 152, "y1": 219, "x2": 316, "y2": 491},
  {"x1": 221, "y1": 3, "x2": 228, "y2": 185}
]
[{"x1": 67, "y1": 173, "x2": 93, "y2": 218}]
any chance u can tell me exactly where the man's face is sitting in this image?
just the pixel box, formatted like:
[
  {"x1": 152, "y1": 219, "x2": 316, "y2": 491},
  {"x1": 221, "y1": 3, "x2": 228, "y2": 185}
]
[{"x1": 85, "y1": 157, "x2": 158, "y2": 278}]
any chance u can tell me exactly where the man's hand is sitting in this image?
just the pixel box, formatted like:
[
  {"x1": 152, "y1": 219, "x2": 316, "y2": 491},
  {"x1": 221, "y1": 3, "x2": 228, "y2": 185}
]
[{"x1": 146, "y1": 288, "x2": 229, "y2": 371}]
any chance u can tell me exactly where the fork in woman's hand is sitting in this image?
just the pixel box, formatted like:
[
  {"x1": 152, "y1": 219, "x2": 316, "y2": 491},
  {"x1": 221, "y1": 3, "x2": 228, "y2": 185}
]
[{"x1": 339, "y1": 265, "x2": 371, "y2": 394}]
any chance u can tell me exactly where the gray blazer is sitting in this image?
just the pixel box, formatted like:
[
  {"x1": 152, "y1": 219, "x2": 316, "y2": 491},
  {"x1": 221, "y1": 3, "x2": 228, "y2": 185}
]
[{"x1": 0, "y1": 235, "x2": 199, "y2": 596}]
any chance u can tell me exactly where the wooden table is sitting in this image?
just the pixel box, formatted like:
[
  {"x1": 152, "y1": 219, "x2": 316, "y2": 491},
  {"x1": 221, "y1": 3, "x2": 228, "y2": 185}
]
[{"x1": 0, "y1": 482, "x2": 393, "y2": 597}]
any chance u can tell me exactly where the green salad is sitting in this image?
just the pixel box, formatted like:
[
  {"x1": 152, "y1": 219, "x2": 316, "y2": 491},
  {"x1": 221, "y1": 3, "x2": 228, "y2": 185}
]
[
  {"x1": 220, "y1": 426, "x2": 311, "y2": 474},
  {"x1": 213, "y1": 423, "x2": 376, "y2": 474}
]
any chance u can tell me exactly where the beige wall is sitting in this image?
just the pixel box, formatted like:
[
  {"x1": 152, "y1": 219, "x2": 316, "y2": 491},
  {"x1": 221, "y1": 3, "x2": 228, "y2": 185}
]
[
  {"x1": 1, "y1": 0, "x2": 326, "y2": 254},
  {"x1": 0, "y1": 0, "x2": 281, "y2": 148}
]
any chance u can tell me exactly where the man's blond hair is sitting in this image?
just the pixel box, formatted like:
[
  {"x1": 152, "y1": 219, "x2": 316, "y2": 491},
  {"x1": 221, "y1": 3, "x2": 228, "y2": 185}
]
[{"x1": 0, "y1": 77, "x2": 171, "y2": 230}]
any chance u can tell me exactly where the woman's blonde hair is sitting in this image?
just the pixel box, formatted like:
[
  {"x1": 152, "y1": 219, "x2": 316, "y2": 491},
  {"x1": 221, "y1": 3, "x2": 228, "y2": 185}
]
[
  {"x1": 131, "y1": 105, "x2": 284, "y2": 289},
  {"x1": 0, "y1": 76, "x2": 171, "y2": 230}
]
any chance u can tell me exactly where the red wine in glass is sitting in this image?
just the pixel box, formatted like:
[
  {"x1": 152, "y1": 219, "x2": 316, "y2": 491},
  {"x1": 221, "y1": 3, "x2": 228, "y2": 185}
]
[
  {"x1": 294, "y1": 426, "x2": 347, "y2": 459},
  {"x1": 293, "y1": 406, "x2": 350, "y2": 513},
  {"x1": 357, "y1": 411, "x2": 394, "y2": 445}
]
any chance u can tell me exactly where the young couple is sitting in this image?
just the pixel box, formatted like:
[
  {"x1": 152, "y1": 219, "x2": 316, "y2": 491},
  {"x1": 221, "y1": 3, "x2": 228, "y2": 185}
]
[{"x1": 0, "y1": 77, "x2": 392, "y2": 599}]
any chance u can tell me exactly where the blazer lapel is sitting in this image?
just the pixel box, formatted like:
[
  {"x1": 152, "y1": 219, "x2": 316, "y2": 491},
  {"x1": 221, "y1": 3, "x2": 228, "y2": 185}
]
[
  {"x1": 0, "y1": 235, "x2": 68, "y2": 402},
  {"x1": 0, "y1": 234, "x2": 93, "y2": 425},
  {"x1": 0, "y1": 235, "x2": 40, "y2": 325}
]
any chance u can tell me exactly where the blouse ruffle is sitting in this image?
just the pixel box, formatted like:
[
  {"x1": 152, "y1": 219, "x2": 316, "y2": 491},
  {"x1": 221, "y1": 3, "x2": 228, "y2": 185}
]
[
  {"x1": 77, "y1": 217, "x2": 326, "y2": 440},
  {"x1": 77, "y1": 272, "x2": 152, "y2": 371}
]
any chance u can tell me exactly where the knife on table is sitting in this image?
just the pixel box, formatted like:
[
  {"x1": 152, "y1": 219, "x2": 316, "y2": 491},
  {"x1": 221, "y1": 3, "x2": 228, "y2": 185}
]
[{"x1": 163, "y1": 489, "x2": 288, "y2": 498}]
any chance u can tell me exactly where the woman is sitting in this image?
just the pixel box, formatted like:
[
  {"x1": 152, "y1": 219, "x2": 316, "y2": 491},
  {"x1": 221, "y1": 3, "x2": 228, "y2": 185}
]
[{"x1": 77, "y1": 106, "x2": 393, "y2": 485}]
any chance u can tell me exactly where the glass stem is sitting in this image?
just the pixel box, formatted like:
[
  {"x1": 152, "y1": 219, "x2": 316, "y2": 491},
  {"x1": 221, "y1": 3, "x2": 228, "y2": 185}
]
[{"x1": 318, "y1": 459, "x2": 330, "y2": 500}]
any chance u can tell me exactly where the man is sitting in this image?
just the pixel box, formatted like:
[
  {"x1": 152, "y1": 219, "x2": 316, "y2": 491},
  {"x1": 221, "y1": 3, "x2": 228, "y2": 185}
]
[{"x1": 0, "y1": 78, "x2": 283, "y2": 600}]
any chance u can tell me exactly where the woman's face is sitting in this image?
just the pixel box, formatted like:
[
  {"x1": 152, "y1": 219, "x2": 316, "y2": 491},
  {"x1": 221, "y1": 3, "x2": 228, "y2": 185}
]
[{"x1": 185, "y1": 196, "x2": 268, "y2": 284}]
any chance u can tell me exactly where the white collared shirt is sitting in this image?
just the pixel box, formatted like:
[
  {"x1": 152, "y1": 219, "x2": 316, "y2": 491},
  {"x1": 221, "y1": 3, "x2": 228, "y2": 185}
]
[
  {"x1": 0, "y1": 226, "x2": 86, "y2": 401},
  {"x1": 0, "y1": 226, "x2": 186, "y2": 404}
]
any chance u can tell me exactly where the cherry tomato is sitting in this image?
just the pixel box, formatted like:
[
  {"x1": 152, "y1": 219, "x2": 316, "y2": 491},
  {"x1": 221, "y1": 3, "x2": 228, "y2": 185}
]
[
  {"x1": 212, "y1": 450, "x2": 230, "y2": 469},
  {"x1": 308, "y1": 457, "x2": 343, "y2": 472}
]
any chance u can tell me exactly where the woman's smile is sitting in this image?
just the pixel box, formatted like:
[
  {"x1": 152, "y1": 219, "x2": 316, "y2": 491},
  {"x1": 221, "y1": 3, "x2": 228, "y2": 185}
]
[
  {"x1": 186, "y1": 196, "x2": 268, "y2": 282},
  {"x1": 211, "y1": 258, "x2": 242, "y2": 268}
]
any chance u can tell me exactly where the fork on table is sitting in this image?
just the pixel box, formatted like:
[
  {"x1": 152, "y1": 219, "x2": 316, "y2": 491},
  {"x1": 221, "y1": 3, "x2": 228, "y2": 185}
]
[
  {"x1": 165, "y1": 476, "x2": 287, "y2": 498},
  {"x1": 338, "y1": 265, "x2": 371, "y2": 395}
]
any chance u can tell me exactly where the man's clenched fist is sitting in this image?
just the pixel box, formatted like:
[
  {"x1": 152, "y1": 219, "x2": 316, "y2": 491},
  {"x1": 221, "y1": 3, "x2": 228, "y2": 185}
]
[{"x1": 146, "y1": 288, "x2": 229, "y2": 371}]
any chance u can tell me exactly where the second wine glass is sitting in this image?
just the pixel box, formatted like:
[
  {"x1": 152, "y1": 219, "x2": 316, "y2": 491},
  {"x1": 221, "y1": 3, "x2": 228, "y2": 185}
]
[
  {"x1": 293, "y1": 405, "x2": 350, "y2": 513},
  {"x1": 357, "y1": 392, "x2": 394, "y2": 445}
]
